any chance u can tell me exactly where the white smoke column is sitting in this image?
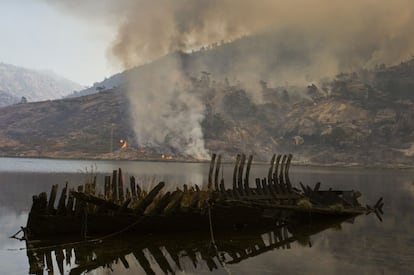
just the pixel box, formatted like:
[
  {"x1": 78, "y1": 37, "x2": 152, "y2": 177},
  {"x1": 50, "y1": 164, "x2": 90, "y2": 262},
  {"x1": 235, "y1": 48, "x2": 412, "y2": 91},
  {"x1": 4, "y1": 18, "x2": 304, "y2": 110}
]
[{"x1": 126, "y1": 54, "x2": 209, "y2": 159}]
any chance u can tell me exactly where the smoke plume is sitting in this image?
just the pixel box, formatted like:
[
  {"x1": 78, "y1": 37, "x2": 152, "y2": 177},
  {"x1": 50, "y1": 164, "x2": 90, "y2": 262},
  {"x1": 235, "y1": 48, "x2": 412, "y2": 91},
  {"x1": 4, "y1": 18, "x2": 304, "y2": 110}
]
[
  {"x1": 45, "y1": 0, "x2": 414, "y2": 69},
  {"x1": 124, "y1": 54, "x2": 209, "y2": 159},
  {"x1": 44, "y1": 0, "x2": 414, "y2": 158}
]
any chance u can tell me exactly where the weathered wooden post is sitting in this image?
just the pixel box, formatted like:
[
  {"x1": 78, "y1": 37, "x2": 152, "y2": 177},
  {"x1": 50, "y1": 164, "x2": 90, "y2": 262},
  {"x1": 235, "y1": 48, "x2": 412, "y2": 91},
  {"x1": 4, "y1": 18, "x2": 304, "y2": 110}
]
[
  {"x1": 74, "y1": 185, "x2": 85, "y2": 217},
  {"x1": 255, "y1": 178, "x2": 262, "y2": 195},
  {"x1": 273, "y1": 155, "x2": 281, "y2": 183},
  {"x1": 208, "y1": 153, "x2": 217, "y2": 190},
  {"x1": 267, "y1": 154, "x2": 276, "y2": 185},
  {"x1": 134, "y1": 182, "x2": 165, "y2": 215},
  {"x1": 244, "y1": 155, "x2": 253, "y2": 194},
  {"x1": 118, "y1": 168, "x2": 124, "y2": 203},
  {"x1": 233, "y1": 154, "x2": 241, "y2": 190},
  {"x1": 56, "y1": 182, "x2": 68, "y2": 215},
  {"x1": 66, "y1": 188, "x2": 75, "y2": 215},
  {"x1": 47, "y1": 184, "x2": 58, "y2": 214},
  {"x1": 111, "y1": 170, "x2": 118, "y2": 202},
  {"x1": 130, "y1": 176, "x2": 137, "y2": 200},
  {"x1": 279, "y1": 155, "x2": 287, "y2": 193},
  {"x1": 285, "y1": 154, "x2": 293, "y2": 191},
  {"x1": 214, "y1": 154, "x2": 221, "y2": 191},
  {"x1": 104, "y1": 176, "x2": 111, "y2": 199},
  {"x1": 237, "y1": 154, "x2": 246, "y2": 194}
]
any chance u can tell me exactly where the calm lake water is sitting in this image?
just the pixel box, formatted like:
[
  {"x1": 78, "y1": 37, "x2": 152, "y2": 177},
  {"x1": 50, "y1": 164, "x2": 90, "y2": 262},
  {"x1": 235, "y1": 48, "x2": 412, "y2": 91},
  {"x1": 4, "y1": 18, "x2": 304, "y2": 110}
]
[{"x1": 0, "y1": 157, "x2": 413, "y2": 274}]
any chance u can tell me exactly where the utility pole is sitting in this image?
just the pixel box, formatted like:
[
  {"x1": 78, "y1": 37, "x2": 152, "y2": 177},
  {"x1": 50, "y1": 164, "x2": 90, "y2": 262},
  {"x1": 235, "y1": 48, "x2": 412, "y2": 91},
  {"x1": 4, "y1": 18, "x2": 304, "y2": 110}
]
[{"x1": 110, "y1": 124, "x2": 114, "y2": 153}]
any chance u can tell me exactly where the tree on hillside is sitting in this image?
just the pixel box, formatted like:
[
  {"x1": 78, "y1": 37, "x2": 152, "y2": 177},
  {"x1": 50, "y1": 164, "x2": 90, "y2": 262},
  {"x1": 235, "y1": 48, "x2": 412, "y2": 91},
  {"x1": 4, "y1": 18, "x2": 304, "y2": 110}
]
[{"x1": 19, "y1": 96, "x2": 27, "y2": 104}]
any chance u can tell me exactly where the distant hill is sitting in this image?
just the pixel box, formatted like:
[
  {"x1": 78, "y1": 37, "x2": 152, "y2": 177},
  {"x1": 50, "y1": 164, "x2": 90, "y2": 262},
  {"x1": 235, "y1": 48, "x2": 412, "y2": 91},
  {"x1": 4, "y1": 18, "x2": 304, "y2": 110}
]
[
  {"x1": 0, "y1": 63, "x2": 84, "y2": 106},
  {"x1": 0, "y1": 58, "x2": 413, "y2": 166}
]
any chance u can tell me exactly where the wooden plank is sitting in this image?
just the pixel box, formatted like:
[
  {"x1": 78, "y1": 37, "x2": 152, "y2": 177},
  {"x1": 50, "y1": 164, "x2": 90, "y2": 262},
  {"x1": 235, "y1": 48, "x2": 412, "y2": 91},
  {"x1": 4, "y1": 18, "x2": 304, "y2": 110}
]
[
  {"x1": 214, "y1": 154, "x2": 221, "y2": 191},
  {"x1": 237, "y1": 154, "x2": 246, "y2": 192},
  {"x1": 74, "y1": 185, "x2": 85, "y2": 217},
  {"x1": 111, "y1": 170, "x2": 118, "y2": 202},
  {"x1": 134, "y1": 182, "x2": 165, "y2": 215},
  {"x1": 118, "y1": 198, "x2": 131, "y2": 212},
  {"x1": 244, "y1": 155, "x2": 253, "y2": 193},
  {"x1": 273, "y1": 154, "x2": 282, "y2": 185},
  {"x1": 118, "y1": 168, "x2": 124, "y2": 203},
  {"x1": 136, "y1": 178, "x2": 142, "y2": 199},
  {"x1": 233, "y1": 154, "x2": 241, "y2": 190},
  {"x1": 31, "y1": 192, "x2": 48, "y2": 215},
  {"x1": 220, "y1": 179, "x2": 226, "y2": 193},
  {"x1": 130, "y1": 176, "x2": 137, "y2": 200},
  {"x1": 91, "y1": 175, "x2": 97, "y2": 195},
  {"x1": 146, "y1": 192, "x2": 172, "y2": 216},
  {"x1": 125, "y1": 188, "x2": 131, "y2": 201},
  {"x1": 47, "y1": 184, "x2": 58, "y2": 214},
  {"x1": 279, "y1": 155, "x2": 287, "y2": 188},
  {"x1": 104, "y1": 176, "x2": 111, "y2": 199},
  {"x1": 285, "y1": 154, "x2": 293, "y2": 191},
  {"x1": 163, "y1": 190, "x2": 184, "y2": 215},
  {"x1": 57, "y1": 182, "x2": 68, "y2": 215},
  {"x1": 255, "y1": 178, "x2": 262, "y2": 195},
  {"x1": 66, "y1": 188, "x2": 75, "y2": 216},
  {"x1": 71, "y1": 191, "x2": 123, "y2": 211},
  {"x1": 188, "y1": 191, "x2": 203, "y2": 209},
  {"x1": 208, "y1": 153, "x2": 217, "y2": 190},
  {"x1": 261, "y1": 178, "x2": 268, "y2": 194},
  {"x1": 267, "y1": 154, "x2": 276, "y2": 186}
]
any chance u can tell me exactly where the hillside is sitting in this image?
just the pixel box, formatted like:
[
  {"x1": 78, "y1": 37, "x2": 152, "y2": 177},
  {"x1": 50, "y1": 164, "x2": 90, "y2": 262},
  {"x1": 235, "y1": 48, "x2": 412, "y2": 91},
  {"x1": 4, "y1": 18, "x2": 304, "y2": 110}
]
[
  {"x1": 0, "y1": 58, "x2": 413, "y2": 166},
  {"x1": 0, "y1": 63, "x2": 84, "y2": 106}
]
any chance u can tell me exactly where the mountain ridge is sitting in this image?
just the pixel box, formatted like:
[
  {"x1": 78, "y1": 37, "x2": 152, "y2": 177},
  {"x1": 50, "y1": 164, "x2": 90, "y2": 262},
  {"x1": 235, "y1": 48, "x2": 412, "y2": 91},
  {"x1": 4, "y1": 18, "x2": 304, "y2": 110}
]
[
  {"x1": 0, "y1": 57, "x2": 412, "y2": 166},
  {"x1": 0, "y1": 62, "x2": 84, "y2": 106}
]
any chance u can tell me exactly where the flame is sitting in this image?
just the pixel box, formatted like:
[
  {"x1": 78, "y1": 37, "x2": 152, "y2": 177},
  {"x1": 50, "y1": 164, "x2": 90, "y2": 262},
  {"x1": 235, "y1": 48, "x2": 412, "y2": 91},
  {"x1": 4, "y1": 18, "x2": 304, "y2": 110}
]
[
  {"x1": 161, "y1": 154, "x2": 173, "y2": 160},
  {"x1": 120, "y1": 139, "x2": 127, "y2": 149}
]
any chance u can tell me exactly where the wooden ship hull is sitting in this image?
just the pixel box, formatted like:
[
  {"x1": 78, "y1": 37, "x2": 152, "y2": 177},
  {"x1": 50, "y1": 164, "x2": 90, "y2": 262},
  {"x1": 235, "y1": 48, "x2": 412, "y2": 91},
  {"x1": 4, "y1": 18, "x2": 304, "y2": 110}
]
[{"x1": 23, "y1": 154, "x2": 383, "y2": 238}]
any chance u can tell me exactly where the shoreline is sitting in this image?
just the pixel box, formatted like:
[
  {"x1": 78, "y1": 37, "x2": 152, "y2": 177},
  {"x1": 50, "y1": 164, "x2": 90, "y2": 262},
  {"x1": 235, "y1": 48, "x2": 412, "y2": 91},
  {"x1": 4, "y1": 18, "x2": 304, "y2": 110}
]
[{"x1": 0, "y1": 154, "x2": 413, "y2": 170}]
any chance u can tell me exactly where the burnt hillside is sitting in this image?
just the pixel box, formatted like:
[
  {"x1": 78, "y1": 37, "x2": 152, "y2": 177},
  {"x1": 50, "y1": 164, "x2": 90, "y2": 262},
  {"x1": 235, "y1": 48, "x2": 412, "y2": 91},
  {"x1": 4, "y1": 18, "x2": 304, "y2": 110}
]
[{"x1": 0, "y1": 58, "x2": 413, "y2": 166}]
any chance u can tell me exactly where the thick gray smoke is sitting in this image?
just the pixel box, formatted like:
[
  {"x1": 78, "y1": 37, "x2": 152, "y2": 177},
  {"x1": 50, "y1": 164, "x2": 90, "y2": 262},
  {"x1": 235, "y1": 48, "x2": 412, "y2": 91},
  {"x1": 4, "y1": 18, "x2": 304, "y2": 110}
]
[
  {"x1": 125, "y1": 55, "x2": 209, "y2": 159},
  {"x1": 45, "y1": 0, "x2": 414, "y2": 69},
  {"x1": 44, "y1": 0, "x2": 414, "y2": 158}
]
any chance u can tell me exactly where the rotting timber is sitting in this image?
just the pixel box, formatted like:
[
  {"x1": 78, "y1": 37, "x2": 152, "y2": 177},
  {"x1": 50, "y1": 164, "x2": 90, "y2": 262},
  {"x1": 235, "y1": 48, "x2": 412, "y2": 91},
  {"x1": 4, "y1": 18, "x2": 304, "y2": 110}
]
[{"x1": 24, "y1": 154, "x2": 384, "y2": 238}]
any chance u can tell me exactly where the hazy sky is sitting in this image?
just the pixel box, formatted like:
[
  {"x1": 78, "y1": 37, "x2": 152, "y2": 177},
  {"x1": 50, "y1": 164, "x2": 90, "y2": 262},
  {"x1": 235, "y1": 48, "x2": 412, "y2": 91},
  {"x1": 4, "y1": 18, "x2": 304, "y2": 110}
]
[{"x1": 0, "y1": 1, "x2": 117, "y2": 86}]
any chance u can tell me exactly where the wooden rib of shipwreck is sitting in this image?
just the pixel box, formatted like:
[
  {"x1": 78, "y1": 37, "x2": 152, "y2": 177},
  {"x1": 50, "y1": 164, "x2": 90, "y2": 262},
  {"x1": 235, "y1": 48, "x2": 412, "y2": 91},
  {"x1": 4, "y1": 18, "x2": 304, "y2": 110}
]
[{"x1": 24, "y1": 154, "x2": 384, "y2": 238}]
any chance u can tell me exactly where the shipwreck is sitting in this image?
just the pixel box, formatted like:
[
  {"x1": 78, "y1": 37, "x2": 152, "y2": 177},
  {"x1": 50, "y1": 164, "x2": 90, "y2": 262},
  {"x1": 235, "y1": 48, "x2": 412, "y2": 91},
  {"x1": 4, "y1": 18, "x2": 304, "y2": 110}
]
[
  {"x1": 15, "y1": 154, "x2": 384, "y2": 243},
  {"x1": 18, "y1": 153, "x2": 383, "y2": 240}
]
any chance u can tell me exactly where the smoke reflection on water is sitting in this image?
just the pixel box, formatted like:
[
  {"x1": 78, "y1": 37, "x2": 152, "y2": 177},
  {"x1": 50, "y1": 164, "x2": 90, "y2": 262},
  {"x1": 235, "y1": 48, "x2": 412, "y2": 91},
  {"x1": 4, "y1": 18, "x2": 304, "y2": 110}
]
[{"x1": 0, "y1": 158, "x2": 413, "y2": 274}]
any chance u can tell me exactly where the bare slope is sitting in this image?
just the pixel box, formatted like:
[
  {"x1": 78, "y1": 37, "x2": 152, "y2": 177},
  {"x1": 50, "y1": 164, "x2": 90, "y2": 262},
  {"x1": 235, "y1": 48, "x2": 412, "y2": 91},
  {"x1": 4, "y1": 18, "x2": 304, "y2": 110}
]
[
  {"x1": 0, "y1": 89, "x2": 131, "y2": 159},
  {"x1": 0, "y1": 59, "x2": 413, "y2": 166},
  {"x1": 0, "y1": 63, "x2": 84, "y2": 105}
]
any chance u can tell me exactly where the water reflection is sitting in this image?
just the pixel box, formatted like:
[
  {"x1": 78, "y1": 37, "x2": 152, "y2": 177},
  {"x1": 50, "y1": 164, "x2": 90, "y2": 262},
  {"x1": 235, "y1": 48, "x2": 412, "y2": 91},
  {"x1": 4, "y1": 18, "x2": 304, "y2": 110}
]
[{"x1": 24, "y1": 217, "x2": 352, "y2": 275}]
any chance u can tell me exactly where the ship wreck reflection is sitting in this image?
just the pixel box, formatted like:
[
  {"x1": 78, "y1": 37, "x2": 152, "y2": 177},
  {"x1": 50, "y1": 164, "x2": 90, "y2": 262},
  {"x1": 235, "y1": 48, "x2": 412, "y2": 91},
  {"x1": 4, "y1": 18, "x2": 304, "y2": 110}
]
[{"x1": 25, "y1": 217, "x2": 355, "y2": 275}]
